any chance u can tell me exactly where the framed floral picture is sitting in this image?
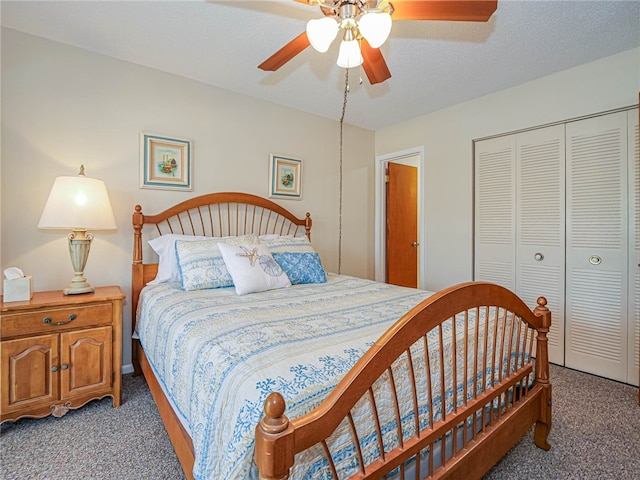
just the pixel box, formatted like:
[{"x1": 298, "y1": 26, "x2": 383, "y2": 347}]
[
  {"x1": 140, "y1": 132, "x2": 192, "y2": 190},
  {"x1": 269, "y1": 154, "x2": 302, "y2": 199}
]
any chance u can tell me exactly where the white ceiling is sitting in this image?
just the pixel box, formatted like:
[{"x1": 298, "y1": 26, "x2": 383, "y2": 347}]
[{"x1": 2, "y1": 0, "x2": 639, "y2": 131}]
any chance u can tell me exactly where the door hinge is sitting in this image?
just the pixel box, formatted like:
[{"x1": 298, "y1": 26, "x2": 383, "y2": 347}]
[{"x1": 384, "y1": 174, "x2": 390, "y2": 183}]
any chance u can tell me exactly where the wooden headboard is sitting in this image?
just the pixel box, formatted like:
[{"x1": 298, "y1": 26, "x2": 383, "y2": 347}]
[{"x1": 131, "y1": 192, "x2": 312, "y2": 335}]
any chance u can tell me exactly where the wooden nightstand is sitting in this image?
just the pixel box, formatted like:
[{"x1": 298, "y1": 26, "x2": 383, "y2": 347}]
[{"x1": 0, "y1": 286, "x2": 125, "y2": 424}]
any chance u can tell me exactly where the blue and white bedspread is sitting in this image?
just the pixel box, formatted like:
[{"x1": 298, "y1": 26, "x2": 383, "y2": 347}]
[{"x1": 137, "y1": 274, "x2": 434, "y2": 480}]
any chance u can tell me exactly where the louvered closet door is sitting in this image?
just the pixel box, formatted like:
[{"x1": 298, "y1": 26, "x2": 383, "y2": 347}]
[
  {"x1": 628, "y1": 108, "x2": 639, "y2": 387},
  {"x1": 474, "y1": 135, "x2": 516, "y2": 289},
  {"x1": 516, "y1": 125, "x2": 565, "y2": 365},
  {"x1": 566, "y1": 112, "x2": 629, "y2": 382}
]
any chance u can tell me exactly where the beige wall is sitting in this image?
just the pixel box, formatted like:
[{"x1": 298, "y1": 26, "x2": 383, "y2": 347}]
[
  {"x1": 3, "y1": 27, "x2": 638, "y2": 370},
  {"x1": 376, "y1": 47, "x2": 640, "y2": 292},
  {"x1": 1, "y1": 28, "x2": 375, "y2": 370}
]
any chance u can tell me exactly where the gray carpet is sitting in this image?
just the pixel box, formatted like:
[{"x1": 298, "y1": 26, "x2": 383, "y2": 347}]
[{"x1": 1, "y1": 365, "x2": 638, "y2": 479}]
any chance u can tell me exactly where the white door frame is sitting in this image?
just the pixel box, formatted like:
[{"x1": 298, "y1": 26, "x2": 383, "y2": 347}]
[{"x1": 375, "y1": 146, "x2": 426, "y2": 289}]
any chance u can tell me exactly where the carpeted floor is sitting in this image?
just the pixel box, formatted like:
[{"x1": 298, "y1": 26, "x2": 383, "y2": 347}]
[
  {"x1": 484, "y1": 365, "x2": 639, "y2": 479},
  {"x1": 1, "y1": 364, "x2": 638, "y2": 479}
]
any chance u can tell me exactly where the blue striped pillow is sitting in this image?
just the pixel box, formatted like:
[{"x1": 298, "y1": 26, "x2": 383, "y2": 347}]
[{"x1": 175, "y1": 235, "x2": 259, "y2": 291}]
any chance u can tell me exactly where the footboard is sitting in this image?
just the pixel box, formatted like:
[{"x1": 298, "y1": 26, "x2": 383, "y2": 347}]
[{"x1": 255, "y1": 282, "x2": 552, "y2": 480}]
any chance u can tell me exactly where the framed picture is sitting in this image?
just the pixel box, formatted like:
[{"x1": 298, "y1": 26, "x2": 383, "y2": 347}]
[
  {"x1": 140, "y1": 132, "x2": 192, "y2": 190},
  {"x1": 269, "y1": 154, "x2": 302, "y2": 199}
]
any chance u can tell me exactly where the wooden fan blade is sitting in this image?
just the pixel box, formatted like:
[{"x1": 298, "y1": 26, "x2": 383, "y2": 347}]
[
  {"x1": 361, "y1": 40, "x2": 392, "y2": 85},
  {"x1": 258, "y1": 32, "x2": 311, "y2": 71},
  {"x1": 390, "y1": 0, "x2": 498, "y2": 21}
]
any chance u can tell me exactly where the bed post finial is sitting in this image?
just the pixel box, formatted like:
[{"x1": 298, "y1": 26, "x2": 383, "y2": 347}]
[
  {"x1": 255, "y1": 392, "x2": 294, "y2": 480},
  {"x1": 304, "y1": 213, "x2": 312, "y2": 241},
  {"x1": 131, "y1": 204, "x2": 145, "y2": 376},
  {"x1": 533, "y1": 296, "x2": 550, "y2": 386},
  {"x1": 533, "y1": 295, "x2": 552, "y2": 451},
  {"x1": 133, "y1": 205, "x2": 144, "y2": 265}
]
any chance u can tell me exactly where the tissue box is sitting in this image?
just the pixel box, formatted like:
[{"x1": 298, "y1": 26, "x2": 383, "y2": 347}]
[{"x1": 3, "y1": 276, "x2": 33, "y2": 302}]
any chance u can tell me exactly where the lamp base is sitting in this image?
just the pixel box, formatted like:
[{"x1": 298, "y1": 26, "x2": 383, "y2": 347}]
[
  {"x1": 64, "y1": 286, "x2": 95, "y2": 295},
  {"x1": 63, "y1": 280, "x2": 95, "y2": 296},
  {"x1": 63, "y1": 230, "x2": 95, "y2": 295}
]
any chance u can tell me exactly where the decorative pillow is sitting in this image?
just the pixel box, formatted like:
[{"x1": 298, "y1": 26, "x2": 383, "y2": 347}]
[
  {"x1": 260, "y1": 235, "x2": 315, "y2": 254},
  {"x1": 147, "y1": 234, "x2": 208, "y2": 285},
  {"x1": 175, "y1": 235, "x2": 259, "y2": 291},
  {"x1": 272, "y1": 252, "x2": 327, "y2": 285},
  {"x1": 257, "y1": 234, "x2": 284, "y2": 241},
  {"x1": 218, "y1": 243, "x2": 291, "y2": 295}
]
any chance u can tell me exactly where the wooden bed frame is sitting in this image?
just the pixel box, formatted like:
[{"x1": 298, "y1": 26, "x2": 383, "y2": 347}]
[{"x1": 131, "y1": 192, "x2": 552, "y2": 480}]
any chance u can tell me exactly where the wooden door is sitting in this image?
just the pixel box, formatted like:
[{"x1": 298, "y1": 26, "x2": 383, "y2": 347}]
[
  {"x1": 386, "y1": 162, "x2": 418, "y2": 287},
  {"x1": 60, "y1": 326, "x2": 112, "y2": 399},
  {"x1": 1, "y1": 334, "x2": 58, "y2": 414}
]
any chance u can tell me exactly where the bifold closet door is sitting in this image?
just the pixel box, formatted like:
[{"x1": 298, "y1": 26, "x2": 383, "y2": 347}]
[
  {"x1": 515, "y1": 126, "x2": 565, "y2": 365},
  {"x1": 565, "y1": 111, "x2": 629, "y2": 383},
  {"x1": 474, "y1": 135, "x2": 516, "y2": 290},
  {"x1": 629, "y1": 108, "x2": 639, "y2": 388},
  {"x1": 474, "y1": 126, "x2": 565, "y2": 365}
]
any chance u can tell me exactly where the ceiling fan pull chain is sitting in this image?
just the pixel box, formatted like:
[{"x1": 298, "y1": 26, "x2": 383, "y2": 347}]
[{"x1": 337, "y1": 67, "x2": 350, "y2": 275}]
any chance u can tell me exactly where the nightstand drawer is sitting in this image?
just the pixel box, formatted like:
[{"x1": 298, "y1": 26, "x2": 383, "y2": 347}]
[{"x1": 1, "y1": 303, "x2": 113, "y2": 338}]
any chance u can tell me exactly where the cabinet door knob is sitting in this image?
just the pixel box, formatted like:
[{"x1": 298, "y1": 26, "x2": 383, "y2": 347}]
[
  {"x1": 589, "y1": 255, "x2": 602, "y2": 266},
  {"x1": 51, "y1": 366, "x2": 58, "y2": 372},
  {"x1": 534, "y1": 253, "x2": 544, "y2": 261},
  {"x1": 61, "y1": 364, "x2": 69, "y2": 370}
]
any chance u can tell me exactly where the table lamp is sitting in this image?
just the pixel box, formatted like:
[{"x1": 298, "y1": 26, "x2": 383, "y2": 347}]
[{"x1": 38, "y1": 165, "x2": 116, "y2": 295}]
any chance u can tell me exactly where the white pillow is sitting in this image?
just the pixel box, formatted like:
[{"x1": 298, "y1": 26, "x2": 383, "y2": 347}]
[
  {"x1": 147, "y1": 233, "x2": 259, "y2": 285},
  {"x1": 218, "y1": 243, "x2": 291, "y2": 295},
  {"x1": 147, "y1": 234, "x2": 207, "y2": 285}
]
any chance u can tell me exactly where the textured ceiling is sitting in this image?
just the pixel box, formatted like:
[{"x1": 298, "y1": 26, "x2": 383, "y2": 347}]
[{"x1": 2, "y1": 0, "x2": 639, "y2": 131}]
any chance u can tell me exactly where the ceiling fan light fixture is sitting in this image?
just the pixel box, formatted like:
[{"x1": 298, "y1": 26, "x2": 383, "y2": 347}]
[
  {"x1": 258, "y1": 0, "x2": 498, "y2": 84},
  {"x1": 306, "y1": 17, "x2": 339, "y2": 52},
  {"x1": 358, "y1": 11, "x2": 392, "y2": 48},
  {"x1": 336, "y1": 38, "x2": 363, "y2": 69}
]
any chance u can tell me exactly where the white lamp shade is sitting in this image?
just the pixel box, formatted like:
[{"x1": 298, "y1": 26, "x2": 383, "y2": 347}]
[
  {"x1": 337, "y1": 39, "x2": 363, "y2": 68},
  {"x1": 358, "y1": 12, "x2": 392, "y2": 49},
  {"x1": 38, "y1": 174, "x2": 117, "y2": 230},
  {"x1": 306, "y1": 17, "x2": 339, "y2": 53}
]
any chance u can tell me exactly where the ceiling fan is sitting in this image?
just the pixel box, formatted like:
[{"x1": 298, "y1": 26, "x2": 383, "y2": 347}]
[{"x1": 258, "y1": 0, "x2": 498, "y2": 85}]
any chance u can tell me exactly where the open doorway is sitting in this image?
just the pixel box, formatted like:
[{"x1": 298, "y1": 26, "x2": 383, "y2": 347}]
[{"x1": 375, "y1": 147, "x2": 425, "y2": 289}]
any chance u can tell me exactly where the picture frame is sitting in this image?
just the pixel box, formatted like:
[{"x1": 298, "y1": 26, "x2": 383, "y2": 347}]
[
  {"x1": 269, "y1": 154, "x2": 302, "y2": 199},
  {"x1": 140, "y1": 132, "x2": 192, "y2": 190}
]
